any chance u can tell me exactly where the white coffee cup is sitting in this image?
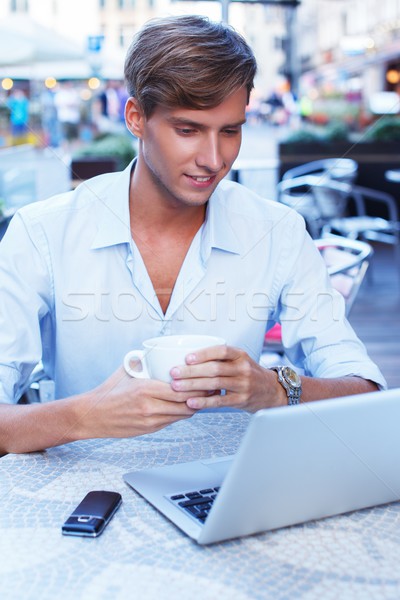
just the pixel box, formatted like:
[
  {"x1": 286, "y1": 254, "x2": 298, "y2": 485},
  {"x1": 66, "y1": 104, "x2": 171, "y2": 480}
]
[{"x1": 123, "y1": 334, "x2": 226, "y2": 383}]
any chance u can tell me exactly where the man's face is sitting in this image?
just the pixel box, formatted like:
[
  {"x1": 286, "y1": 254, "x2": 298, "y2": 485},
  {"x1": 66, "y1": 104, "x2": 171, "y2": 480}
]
[{"x1": 131, "y1": 87, "x2": 248, "y2": 208}]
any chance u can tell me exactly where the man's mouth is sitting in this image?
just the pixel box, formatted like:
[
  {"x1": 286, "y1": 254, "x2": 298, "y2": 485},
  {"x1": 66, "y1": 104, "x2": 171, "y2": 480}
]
[{"x1": 190, "y1": 176, "x2": 213, "y2": 182}]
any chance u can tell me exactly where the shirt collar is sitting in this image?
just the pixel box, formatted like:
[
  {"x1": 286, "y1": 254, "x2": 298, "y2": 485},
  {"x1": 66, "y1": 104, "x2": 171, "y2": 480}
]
[
  {"x1": 90, "y1": 160, "x2": 135, "y2": 250},
  {"x1": 201, "y1": 182, "x2": 243, "y2": 262},
  {"x1": 90, "y1": 162, "x2": 243, "y2": 256}
]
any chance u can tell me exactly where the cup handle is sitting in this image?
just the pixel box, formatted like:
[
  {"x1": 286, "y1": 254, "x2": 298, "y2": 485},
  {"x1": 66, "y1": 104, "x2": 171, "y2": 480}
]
[{"x1": 123, "y1": 350, "x2": 150, "y2": 379}]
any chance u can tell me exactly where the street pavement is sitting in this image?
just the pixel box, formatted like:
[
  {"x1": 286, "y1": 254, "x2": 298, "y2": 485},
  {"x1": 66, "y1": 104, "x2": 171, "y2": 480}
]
[
  {"x1": 233, "y1": 121, "x2": 289, "y2": 200},
  {"x1": 239, "y1": 121, "x2": 283, "y2": 161}
]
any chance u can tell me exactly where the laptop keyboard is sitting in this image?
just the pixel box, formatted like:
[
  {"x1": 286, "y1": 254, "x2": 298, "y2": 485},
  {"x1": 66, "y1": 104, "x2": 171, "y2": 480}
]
[{"x1": 168, "y1": 487, "x2": 220, "y2": 524}]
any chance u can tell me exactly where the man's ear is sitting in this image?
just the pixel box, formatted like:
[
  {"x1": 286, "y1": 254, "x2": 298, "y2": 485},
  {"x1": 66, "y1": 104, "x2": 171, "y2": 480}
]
[{"x1": 125, "y1": 97, "x2": 144, "y2": 139}]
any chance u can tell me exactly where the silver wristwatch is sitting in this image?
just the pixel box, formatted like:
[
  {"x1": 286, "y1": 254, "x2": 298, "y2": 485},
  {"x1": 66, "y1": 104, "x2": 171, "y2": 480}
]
[{"x1": 270, "y1": 366, "x2": 302, "y2": 405}]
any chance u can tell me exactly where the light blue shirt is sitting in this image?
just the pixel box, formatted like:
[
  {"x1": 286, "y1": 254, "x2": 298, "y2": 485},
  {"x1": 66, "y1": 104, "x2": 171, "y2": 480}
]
[{"x1": 0, "y1": 161, "x2": 386, "y2": 402}]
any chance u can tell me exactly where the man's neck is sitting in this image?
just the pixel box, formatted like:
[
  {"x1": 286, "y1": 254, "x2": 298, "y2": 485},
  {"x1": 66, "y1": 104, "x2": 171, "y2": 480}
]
[
  {"x1": 128, "y1": 157, "x2": 207, "y2": 236},
  {"x1": 128, "y1": 162, "x2": 207, "y2": 314}
]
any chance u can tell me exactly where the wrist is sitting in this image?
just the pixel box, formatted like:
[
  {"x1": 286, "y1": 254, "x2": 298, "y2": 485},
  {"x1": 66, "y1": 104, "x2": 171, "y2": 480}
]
[
  {"x1": 65, "y1": 392, "x2": 96, "y2": 441},
  {"x1": 270, "y1": 366, "x2": 302, "y2": 405},
  {"x1": 271, "y1": 370, "x2": 288, "y2": 407},
  {"x1": 47, "y1": 394, "x2": 91, "y2": 444}
]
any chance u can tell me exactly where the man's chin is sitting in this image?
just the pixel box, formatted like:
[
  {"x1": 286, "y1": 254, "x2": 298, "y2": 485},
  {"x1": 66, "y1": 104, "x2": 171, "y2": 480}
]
[{"x1": 172, "y1": 186, "x2": 218, "y2": 208}]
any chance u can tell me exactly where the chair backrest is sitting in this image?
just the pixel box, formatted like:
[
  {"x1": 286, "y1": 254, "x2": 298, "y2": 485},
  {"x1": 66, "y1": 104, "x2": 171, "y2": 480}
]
[
  {"x1": 349, "y1": 184, "x2": 399, "y2": 222},
  {"x1": 278, "y1": 175, "x2": 352, "y2": 221},
  {"x1": 315, "y1": 236, "x2": 373, "y2": 314},
  {"x1": 282, "y1": 158, "x2": 358, "y2": 184},
  {"x1": 321, "y1": 183, "x2": 400, "y2": 252},
  {"x1": 263, "y1": 235, "x2": 372, "y2": 352},
  {"x1": 311, "y1": 179, "x2": 352, "y2": 220},
  {"x1": 0, "y1": 144, "x2": 71, "y2": 210}
]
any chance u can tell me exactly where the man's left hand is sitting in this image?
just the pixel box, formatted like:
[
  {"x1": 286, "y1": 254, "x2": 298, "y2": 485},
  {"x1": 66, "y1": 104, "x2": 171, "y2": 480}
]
[{"x1": 169, "y1": 345, "x2": 286, "y2": 412}]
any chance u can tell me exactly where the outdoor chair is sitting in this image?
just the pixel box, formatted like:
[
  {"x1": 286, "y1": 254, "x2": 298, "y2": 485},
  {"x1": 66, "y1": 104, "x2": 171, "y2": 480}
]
[
  {"x1": 281, "y1": 158, "x2": 358, "y2": 184},
  {"x1": 321, "y1": 184, "x2": 400, "y2": 267},
  {"x1": 277, "y1": 175, "x2": 352, "y2": 238},
  {"x1": 262, "y1": 236, "x2": 374, "y2": 362},
  {"x1": 18, "y1": 363, "x2": 54, "y2": 404},
  {"x1": 279, "y1": 158, "x2": 358, "y2": 238},
  {"x1": 278, "y1": 177, "x2": 400, "y2": 262}
]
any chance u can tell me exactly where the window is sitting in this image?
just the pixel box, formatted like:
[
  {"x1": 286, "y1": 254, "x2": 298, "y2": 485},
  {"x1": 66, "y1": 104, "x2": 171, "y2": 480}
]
[
  {"x1": 120, "y1": 25, "x2": 136, "y2": 48},
  {"x1": 118, "y1": 0, "x2": 135, "y2": 8},
  {"x1": 10, "y1": 0, "x2": 29, "y2": 10}
]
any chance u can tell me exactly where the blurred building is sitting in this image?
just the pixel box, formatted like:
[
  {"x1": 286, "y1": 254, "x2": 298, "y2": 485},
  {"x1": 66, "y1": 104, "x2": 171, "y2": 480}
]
[
  {"x1": 98, "y1": 0, "x2": 290, "y2": 99},
  {"x1": 0, "y1": 0, "x2": 295, "y2": 99},
  {"x1": 296, "y1": 0, "x2": 400, "y2": 122},
  {"x1": 0, "y1": 0, "x2": 100, "y2": 50}
]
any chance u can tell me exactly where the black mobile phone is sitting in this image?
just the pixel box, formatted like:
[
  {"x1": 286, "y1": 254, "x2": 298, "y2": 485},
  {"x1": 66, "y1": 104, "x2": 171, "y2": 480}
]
[{"x1": 62, "y1": 491, "x2": 122, "y2": 538}]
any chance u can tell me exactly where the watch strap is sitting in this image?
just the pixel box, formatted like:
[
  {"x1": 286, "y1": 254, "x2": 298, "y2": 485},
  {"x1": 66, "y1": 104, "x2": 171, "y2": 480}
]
[{"x1": 270, "y1": 366, "x2": 302, "y2": 405}]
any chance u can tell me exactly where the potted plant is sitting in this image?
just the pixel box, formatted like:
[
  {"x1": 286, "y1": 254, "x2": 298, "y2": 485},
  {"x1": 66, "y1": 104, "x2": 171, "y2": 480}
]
[
  {"x1": 279, "y1": 121, "x2": 352, "y2": 178},
  {"x1": 71, "y1": 133, "x2": 137, "y2": 183},
  {"x1": 278, "y1": 117, "x2": 400, "y2": 201}
]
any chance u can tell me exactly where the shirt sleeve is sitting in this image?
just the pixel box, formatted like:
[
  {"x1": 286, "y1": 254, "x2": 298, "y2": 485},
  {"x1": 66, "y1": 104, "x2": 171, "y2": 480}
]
[
  {"x1": 275, "y1": 219, "x2": 387, "y2": 389},
  {"x1": 0, "y1": 211, "x2": 53, "y2": 403}
]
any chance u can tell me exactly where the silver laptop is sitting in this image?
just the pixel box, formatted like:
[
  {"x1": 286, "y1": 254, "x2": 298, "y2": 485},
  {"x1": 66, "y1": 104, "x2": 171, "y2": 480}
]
[{"x1": 123, "y1": 388, "x2": 400, "y2": 545}]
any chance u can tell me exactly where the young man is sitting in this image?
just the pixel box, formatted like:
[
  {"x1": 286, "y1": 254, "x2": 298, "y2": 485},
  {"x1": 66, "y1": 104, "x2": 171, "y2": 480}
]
[{"x1": 0, "y1": 15, "x2": 385, "y2": 454}]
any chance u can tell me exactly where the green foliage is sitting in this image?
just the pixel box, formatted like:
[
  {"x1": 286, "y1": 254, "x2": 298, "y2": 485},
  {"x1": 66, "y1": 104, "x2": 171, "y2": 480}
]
[
  {"x1": 323, "y1": 121, "x2": 350, "y2": 142},
  {"x1": 363, "y1": 117, "x2": 400, "y2": 142},
  {"x1": 282, "y1": 128, "x2": 322, "y2": 144},
  {"x1": 73, "y1": 134, "x2": 137, "y2": 170},
  {"x1": 282, "y1": 121, "x2": 350, "y2": 145}
]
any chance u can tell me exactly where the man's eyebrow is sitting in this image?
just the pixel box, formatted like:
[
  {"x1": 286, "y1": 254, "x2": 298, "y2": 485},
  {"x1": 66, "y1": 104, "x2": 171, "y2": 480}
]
[{"x1": 166, "y1": 116, "x2": 247, "y2": 128}]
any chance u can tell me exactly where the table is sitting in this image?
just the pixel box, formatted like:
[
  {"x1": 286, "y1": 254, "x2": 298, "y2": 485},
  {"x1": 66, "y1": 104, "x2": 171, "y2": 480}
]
[
  {"x1": 1, "y1": 411, "x2": 400, "y2": 599},
  {"x1": 230, "y1": 157, "x2": 278, "y2": 184}
]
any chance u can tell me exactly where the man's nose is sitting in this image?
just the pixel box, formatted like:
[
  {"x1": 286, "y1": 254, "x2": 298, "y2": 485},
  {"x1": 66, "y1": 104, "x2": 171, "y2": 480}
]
[{"x1": 196, "y1": 133, "x2": 224, "y2": 172}]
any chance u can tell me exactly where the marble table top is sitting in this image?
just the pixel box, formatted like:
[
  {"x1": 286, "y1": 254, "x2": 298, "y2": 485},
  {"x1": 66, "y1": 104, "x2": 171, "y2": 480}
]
[{"x1": 1, "y1": 411, "x2": 400, "y2": 600}]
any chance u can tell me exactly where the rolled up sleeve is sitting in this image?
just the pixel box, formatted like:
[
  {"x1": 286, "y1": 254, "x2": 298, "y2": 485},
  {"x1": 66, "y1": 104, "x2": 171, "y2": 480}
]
[
  {"x1": 0, "y1": 211, "x2": 53, "y2": 403},
  {"x1": 276, "y1": 224, "x2": 387, "y2": 389}
]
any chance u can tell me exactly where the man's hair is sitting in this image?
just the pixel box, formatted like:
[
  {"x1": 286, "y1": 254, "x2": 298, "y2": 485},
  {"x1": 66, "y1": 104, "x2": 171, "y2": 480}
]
[{"x1": 124, "y1": 14, "x2": 257, "y2": 117}]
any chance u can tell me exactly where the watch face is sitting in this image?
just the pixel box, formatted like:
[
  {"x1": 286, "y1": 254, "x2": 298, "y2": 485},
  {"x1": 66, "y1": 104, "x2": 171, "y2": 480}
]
[{"x1": 283, "y1": 367, "x2": 302, "y2": 389}]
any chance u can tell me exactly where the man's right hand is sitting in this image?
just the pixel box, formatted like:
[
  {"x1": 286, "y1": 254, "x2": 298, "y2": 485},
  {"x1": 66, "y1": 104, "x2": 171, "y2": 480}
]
[
  {"x1": 79, "y1": 366, "x2": 197, "y2": 440},
  {"x1": 0, "y1": 367, "x2": 198, "y2": 454}
]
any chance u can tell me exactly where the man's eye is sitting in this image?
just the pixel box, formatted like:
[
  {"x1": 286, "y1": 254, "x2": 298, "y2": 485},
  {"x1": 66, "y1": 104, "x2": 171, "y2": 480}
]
[
  {"x1": 223, "y1": 128, "x2": 240, "y2": 135},
  {"x1": 177, "y1": 128, "x2": 195, "y2": 135}
]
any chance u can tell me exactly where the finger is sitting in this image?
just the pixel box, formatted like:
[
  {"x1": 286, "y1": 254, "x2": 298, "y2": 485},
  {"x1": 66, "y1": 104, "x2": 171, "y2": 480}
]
[
  {"x1": 171, "y1": 375, "x2": 233, "y2": 394},
  {"x1": 151, "y1": 398, "x2": 197, "y2": 417},
  {"x1": 134, "y1": 377, "x2": 208, "y2": 404},
  {"x1": 136, "y1": 395, "x2": 197, "y2": 419},
  {"x1": 184, "y1": 344, "x2": 241, "y2": 365},
  {"x1": 150, "y1": 401, "x2": 198, "y2": 433},
  {"x1": 170, "y1": 359, "x2": 237, "y2": 382},
  {"x1": 186, "y1": 392, "x2": 229, "y2": 411},
  {"x1": 134, "y1": 403, "x2": 196, "y2": 435}
]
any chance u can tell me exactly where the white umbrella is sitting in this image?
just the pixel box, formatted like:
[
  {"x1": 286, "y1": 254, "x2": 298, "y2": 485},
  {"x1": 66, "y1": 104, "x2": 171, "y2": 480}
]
[
  {"x1": 0, "y1": 14, "x2": 84, "y2": 67},
  {"x1": 0, "y1": 57, "x2": 125, "y2": 81}
]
